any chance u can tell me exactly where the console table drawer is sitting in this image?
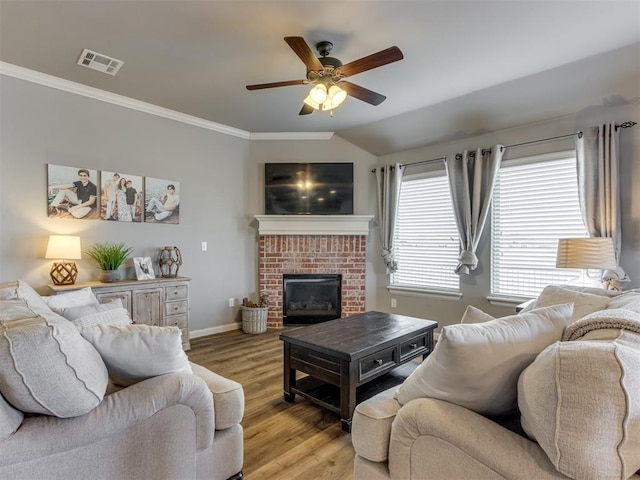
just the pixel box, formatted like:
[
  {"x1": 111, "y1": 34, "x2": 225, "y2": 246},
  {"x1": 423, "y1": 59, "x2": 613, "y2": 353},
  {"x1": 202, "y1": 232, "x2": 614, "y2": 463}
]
[
  {"x1": 165, "y1": 314, "x2": 188, "y2": 329},
  {"x1": 166, "y1": 285, "x2": 188, "y2": 301},
  {"x1": 165, "y1": 300, "x2": 188, "y2": 316},
  {"x1": 359, "y1": 347, "x2": 397, "y2": 382},
  {"x1": 400, "y1": 334, "x2": 429, "y2": 362}
]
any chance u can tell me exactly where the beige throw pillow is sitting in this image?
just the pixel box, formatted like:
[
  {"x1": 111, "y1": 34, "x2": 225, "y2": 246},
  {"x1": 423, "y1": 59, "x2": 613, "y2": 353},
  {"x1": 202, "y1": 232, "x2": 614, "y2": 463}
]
[
  {"x1": 395, "y1": 303, "x2": 574, "y2": 416},
  {"x1": 534, "y1": 285, "x2": 611, "y2": 321},
  {"x1": 0, "y1": 300, "x2": 108, "y2": 417},
  {"x1": 56, "y1": 299, "x2": 132, "y2": 327},
  {"x1": 78, "y1": 324, "x2": 192, "y2": 387},
  {"x1": 44, "y1": 287, "x2": 99, "y2": 310},
  {"x1": 518, "y1": 332, "x2": 640, "y2": 480}
]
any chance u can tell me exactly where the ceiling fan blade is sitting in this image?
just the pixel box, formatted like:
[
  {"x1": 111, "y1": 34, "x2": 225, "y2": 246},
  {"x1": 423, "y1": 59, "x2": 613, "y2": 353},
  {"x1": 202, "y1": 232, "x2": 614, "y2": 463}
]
[
  {"x1": 340, "y1": 81, "x2": 386, "y2": 106},
  {"x1": 246, "y1": 79, "x2": 308, "y2": 90},
  {"x1": 339, "y1": 46, "x2": 404, "y2": 77},
  {"x1": 284, "y1": 36, "x2": 324, "y2": 71},
  {"x1": 299, "y1": 103, "x2": 314, "y2": 115}
]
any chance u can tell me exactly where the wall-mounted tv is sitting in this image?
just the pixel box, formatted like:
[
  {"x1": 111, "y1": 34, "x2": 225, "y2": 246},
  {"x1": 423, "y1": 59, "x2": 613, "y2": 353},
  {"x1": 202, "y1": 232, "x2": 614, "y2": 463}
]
[{"x1": 265, "y1": 163, "x2": 354, "y2": 215}]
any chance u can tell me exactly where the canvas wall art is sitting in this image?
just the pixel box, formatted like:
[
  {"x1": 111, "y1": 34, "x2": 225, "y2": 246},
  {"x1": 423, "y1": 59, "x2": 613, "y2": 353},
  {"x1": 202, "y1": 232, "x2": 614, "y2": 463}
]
[
  {"x1": 144, "y1": 177, "x2": 180, "y2": 224},
  {"x1": 47, "y1": 164, "x2": 99, "y2": 220},
  {"x1": 101, "y1": 171, "x2": 144, "y2": 223}
]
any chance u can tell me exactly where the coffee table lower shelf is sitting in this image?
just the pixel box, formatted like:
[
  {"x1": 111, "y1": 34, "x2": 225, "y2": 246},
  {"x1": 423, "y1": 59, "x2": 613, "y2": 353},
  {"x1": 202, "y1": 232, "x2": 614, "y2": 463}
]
[{"x1": 289, "y1": 362, "x2": 417, "y2": 415}]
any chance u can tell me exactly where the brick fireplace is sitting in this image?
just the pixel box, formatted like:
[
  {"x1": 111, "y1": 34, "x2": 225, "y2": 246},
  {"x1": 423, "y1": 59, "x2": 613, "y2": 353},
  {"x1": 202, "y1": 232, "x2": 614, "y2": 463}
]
[{"x1": 255, "y1": 215, "x2": 373, "y2": 328}]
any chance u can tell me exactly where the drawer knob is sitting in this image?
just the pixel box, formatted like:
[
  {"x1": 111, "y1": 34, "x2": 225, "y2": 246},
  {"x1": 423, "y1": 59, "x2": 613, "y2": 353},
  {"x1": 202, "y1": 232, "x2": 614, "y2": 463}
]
[
  {"x1": 374, "y1": 358, "x2": 383, "y2": 366},
  {"x1": 174, "y1": 306, "x2": 179, "y2": 311},
  {"x1": 410, "y1": 343, "x2": 417, "y2": 349}
]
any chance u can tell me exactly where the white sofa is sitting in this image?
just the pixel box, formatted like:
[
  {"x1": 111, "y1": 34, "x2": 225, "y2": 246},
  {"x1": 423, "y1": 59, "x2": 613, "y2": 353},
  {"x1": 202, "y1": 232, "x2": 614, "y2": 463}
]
[
  {"x1": 351, "y1": 285, "x2": 640, "y2": 480},
  {"x1": 0, "y1": 280, "x2": 244, "y2": 480}
]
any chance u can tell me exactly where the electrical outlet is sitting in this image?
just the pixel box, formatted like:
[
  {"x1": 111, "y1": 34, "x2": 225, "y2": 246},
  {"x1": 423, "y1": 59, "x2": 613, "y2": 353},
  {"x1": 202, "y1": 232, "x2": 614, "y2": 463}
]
[
  {"x1": 228, "y1": 297, "x2": 234, "y2": 308},
  {"x1": 201, "y1": 241, "x2": 207, "y2": 251},
  {"x1": 391, "y1": 298, "x2": 397, "y2": 308}
]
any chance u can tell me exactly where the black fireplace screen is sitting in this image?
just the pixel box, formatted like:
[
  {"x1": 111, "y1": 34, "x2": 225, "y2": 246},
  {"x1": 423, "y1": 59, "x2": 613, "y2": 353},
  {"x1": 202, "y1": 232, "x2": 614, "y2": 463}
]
[{"x1": 283, "y1": 274, "x2": 341, "y2": 325}]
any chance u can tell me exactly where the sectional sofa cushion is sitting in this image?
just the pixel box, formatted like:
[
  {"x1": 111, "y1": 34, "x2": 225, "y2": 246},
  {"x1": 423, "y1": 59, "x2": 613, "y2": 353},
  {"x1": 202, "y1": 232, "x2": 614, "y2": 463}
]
[
  {"x1": 0, "y1": 393, "x2": 23, "y2": 440},
  {"x1": 395, "y1": 303, "x2": 574, "y2": 416},
  {"x1": 607, "y1": 290, "x2": 640, "y2": 313},
  {"x1": 78, "y1": 324, "x2": 192, "y2": 387},
  {"x1": 533, "y1": 285, "x2": 611, "y2": 321},
  {"x1": 0, "y1": 299, "x2": 108, "y2": 417},
  {"x1": 518, "y1": 332, "x2": 640, "y2": 480}
]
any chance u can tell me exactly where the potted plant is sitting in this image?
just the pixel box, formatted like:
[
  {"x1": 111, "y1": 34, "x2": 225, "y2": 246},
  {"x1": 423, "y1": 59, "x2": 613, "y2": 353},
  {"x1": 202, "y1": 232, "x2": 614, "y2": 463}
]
[{"x1": 85, "y1": 241, "x2": 134, "y2": 283}]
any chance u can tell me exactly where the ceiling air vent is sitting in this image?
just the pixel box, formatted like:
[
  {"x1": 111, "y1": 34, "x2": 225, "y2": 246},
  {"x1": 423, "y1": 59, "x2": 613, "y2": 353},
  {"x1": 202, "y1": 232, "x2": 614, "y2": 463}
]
[{"x1": 77, "y1": 49, "x2": 123, "y2": 76}]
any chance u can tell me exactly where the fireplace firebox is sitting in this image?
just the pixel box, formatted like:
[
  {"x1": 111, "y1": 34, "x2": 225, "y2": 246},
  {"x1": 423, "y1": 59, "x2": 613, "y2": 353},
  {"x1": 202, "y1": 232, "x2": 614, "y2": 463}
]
[{"x1": 283, "y1": 274, "x2": 341, "y2": 325}]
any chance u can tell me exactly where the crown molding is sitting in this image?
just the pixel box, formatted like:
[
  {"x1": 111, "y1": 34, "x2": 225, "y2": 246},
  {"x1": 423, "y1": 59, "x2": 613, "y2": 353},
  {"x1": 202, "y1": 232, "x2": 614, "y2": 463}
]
[
  {"x1": 250, "y1": 131, "x2": 334, "y2": 141},
  {"x1": 0, "y1": 61, "x2": 251, "y2": 140},
  {"x1": 1, "y1": 62, "x2": 336, "y2": 143}
]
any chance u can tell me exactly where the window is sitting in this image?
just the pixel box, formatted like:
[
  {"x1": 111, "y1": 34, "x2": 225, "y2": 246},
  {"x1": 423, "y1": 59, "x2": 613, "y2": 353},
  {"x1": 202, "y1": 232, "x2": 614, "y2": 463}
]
[
  {"x1": 391, "y1": 172, "x2": 460, "y2": 292},
  {"x1": 491, "y1": 151, "x2": 589, "y2": 298}
]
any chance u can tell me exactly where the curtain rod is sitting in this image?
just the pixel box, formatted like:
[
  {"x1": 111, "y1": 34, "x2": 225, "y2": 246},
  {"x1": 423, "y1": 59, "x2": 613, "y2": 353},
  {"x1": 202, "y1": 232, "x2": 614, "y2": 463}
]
[{"x1": 371, "y1": 121, "x2": 636, "y2": 173}]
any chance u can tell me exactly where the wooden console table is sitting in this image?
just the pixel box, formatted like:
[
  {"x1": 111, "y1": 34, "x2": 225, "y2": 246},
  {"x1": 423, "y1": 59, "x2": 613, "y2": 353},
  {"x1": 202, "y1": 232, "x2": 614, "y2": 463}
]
[
  {"x1": 48, "y1": 276, "x2": 191, "y2": 350},
  {"x1": 280, "y1": 311, "x2": 437, "y2": 432}
]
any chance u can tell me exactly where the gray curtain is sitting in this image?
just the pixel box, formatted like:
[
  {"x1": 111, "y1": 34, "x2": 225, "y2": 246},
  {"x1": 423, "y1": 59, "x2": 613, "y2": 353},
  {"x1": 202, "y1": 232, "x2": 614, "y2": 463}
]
[
  {"x1": 446, "y1": 145, "x2": 504, "y2": 275},
  {"x1": 375, "y1": 164, "x2": 404, "y2": 273},
  {"x1": 575, "y1": 123, "x2": 629, "y2": 289}
]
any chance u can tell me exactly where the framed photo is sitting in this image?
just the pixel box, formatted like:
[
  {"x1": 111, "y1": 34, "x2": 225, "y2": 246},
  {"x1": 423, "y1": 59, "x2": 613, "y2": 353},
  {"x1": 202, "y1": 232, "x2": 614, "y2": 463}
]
[
  {"x1": 47, "y1": 164, "x2": 99, "y2": 220},
  {"x1": 144, "y1": 177, "x2": 180, "y2": 224},
  {"x1": 133, "y1": 257, "x2": 155, "y2": 280},
  {"x1": 101, "y1": 171, "x2": 144, "y2": 222}
]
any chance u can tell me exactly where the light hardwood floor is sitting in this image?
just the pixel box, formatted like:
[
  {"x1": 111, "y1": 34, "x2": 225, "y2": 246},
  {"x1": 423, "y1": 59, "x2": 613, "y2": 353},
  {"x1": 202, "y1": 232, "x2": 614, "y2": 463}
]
[{"x1": 187, "y1": 328, "x2": 356, "y2": 480}]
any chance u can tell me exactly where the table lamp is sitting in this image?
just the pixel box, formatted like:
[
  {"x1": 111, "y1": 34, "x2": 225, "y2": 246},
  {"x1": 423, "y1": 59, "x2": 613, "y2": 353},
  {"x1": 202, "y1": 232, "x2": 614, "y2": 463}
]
[
  {"x1": 45, "y1": 235, "x2": 82, "y2": 285},
  {"x1": 555, "y1": 237, "x2": 617, "y2": 288}
]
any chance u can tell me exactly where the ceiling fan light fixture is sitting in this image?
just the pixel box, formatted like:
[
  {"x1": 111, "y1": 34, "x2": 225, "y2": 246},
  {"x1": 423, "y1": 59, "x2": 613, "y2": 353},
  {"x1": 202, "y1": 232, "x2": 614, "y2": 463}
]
[
  {"x1": 309, "y1": 84, "x2": 328, "y2": 104},
  {"x1": 327, "y1": 85, "x2": 347, "y2": 108}
]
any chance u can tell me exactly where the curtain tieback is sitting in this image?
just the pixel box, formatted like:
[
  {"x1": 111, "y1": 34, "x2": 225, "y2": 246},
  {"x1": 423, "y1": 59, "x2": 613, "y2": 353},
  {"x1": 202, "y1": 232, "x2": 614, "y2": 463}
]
[
  {"x1": 455, "y1": 250, "x2": 478, "y2": 276},
  {"x1": 381, "y1": 248, "x2": 398, "y2": 274}
]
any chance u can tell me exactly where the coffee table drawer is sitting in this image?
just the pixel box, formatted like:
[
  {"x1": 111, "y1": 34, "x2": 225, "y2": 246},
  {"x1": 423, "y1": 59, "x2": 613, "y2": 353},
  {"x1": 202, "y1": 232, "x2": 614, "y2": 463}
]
[
  {"x1": 359, "y1": 347, "x2": 397, "y2": 382},
  {"x1": 400, "y1": 334, "x2": 429, "y2": 362}
]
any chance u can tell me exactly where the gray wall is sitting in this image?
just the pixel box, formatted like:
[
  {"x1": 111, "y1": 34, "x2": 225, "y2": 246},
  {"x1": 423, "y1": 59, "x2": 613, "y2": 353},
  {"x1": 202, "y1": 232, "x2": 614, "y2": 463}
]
[
  {"x1": 0, "y1": 76, "x2": 254, "y2": 333},
  {"x1": 374, "y1": 101, "x2": 640, "y2": 329}
]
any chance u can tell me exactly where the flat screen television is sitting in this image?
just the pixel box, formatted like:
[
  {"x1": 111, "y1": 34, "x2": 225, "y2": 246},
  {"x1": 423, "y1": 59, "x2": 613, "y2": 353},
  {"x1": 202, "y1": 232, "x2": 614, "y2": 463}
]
[{"x1": 264, "y1": 163, "x2": 354, "y2": 215}]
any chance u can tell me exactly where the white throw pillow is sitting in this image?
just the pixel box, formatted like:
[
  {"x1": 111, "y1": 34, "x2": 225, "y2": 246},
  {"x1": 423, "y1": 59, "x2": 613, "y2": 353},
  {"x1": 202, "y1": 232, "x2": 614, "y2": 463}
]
[
  {"x1": 0, "y1": 280, "x2": 58, "y2": 319},
  {"x1": 0, "y1": 392, "x2": 23, "y2": 440},
  {"x1": 395, "y1": 303, "x2": 574, "y2": 416},
  {"x1": 607, "y1": 290, "x2": 640, "y2": 314},
  {"x1": 518, "y1": 333, "x2": 640, "y2": 480},
  {"x1": 534, "y1": 285, "x2": 611, "y2": 321},
  {"x1": 43, "y1": 287, "x2": 99, "y2": 310},
  {"x1": 459, "y1": 305, "x2": 494, "y2": 323},
  {"x1": 0, "y1": 300, "x2": 108, "y2": 417},
  {"x1": 56, "y1": 299, "x2": 132, "y2": 328},
  {"x1": 78, "y1": 324, "x2": 192, "y2": 387}
]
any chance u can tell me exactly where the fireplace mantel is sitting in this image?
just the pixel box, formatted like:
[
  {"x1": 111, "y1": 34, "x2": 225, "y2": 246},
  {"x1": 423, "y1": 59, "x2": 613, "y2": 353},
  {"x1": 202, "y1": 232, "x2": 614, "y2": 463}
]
[{"x1": 254, "y1": 215, "x2": 374, "y2": 236}]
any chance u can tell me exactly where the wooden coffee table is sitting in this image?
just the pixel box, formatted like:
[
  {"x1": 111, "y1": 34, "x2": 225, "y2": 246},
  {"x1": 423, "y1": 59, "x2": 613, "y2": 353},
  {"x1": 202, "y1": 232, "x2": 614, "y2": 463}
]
[{"x1": 280, "y1": 311, "x2": 437, "y2": 432}]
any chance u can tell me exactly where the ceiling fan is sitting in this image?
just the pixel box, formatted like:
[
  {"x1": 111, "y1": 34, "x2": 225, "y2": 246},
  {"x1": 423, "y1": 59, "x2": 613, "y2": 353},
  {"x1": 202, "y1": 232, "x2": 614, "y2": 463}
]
[{"x1": 246, "y1": 37, "x2": 404, "y2": 115}]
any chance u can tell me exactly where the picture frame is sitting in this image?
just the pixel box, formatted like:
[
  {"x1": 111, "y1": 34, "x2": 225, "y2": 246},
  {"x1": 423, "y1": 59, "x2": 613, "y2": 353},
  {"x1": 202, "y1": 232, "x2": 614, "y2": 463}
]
[
  {"x1": 133, "y1": 257, "x2": 155, "y2": 280},
  {"x1": 47, "y1": 164, "x2": 99, "y2": 220},
  {"x1": 144, "y1": 177, "x2": 180, "y2": 224},
  {"x1": 101, "y1": 171, "x2": 144, "y2": 222}
]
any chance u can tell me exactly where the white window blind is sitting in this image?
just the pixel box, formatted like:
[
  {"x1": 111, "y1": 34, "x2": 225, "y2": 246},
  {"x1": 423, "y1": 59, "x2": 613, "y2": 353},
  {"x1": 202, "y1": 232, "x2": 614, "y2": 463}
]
[
  {"x1": 391, "y1": 173, "x2": 460, "y2": 291},
  {"x1": 491, "y1": 151, "x2": 589, "y2": 298}
]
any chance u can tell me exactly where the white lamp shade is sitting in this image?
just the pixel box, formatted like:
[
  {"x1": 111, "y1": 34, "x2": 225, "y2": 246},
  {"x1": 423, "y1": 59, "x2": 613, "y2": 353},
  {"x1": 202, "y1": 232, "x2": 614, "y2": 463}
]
[
  {"x1": 556, "y1": 237, "x2": 616, "y2": 269},
  {"x1": 309, "y1": 84, "x2": 328, "y2": 104},
  {"x1": 46, "y1": 235, "x2": 82, "y2": 260},
  {"x1": 327, "y1": 85, "x2": 347, "y2": 107}
]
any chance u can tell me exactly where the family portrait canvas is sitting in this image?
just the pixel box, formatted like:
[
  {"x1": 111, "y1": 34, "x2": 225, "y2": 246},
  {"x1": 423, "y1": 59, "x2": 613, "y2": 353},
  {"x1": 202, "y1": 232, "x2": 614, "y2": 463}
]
[
  {"x1": 144, "y1": 177, "x2": 180, "y2": 224},
  {"x1": 47, "y1": 164, "x2": 99, "y2": 220},
  {"x1": 101, "y1": 171, "x2": 143, "y2": 223}
]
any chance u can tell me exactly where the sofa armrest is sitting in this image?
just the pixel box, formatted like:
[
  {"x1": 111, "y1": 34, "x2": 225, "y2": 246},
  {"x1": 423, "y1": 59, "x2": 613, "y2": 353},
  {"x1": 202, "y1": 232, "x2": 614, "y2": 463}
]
[
  {"x1": 389, "y1": 398, "x2": 570, "y2": 480},
  {"x1": 0, "y1": 373, "x2": 214, "y2": 466},
  {"x1": 352, "y1": 386, "x2": 401, "y2": 462},
  {"x1": 190, "y1": 362, "x2": 244, "y2": 429}
]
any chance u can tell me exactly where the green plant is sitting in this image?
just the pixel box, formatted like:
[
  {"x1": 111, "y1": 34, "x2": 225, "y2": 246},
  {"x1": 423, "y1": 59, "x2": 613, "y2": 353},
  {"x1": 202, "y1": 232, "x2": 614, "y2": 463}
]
[{"x1": 84, "y1": 242, "x2": 134, "y2": 271}]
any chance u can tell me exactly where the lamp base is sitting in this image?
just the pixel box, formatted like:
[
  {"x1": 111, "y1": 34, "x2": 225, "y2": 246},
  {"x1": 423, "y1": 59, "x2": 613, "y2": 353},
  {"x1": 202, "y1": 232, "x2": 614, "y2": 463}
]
[{"x1": 50, "y1": 262, "x2": 78, "y2": 285}]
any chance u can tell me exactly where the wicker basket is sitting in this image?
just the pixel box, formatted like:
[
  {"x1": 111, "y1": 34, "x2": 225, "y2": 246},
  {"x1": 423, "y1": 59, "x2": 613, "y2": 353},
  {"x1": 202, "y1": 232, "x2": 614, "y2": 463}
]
[{"x1": 241, "y1": 307, "x2": 268, "y2": 334}]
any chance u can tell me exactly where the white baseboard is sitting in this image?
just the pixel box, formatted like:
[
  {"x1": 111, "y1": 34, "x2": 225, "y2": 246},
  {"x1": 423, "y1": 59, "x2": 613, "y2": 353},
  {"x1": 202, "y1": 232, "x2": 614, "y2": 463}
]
[{"x1": 190, "y1": 322, "x2": 242, "y2": 339}]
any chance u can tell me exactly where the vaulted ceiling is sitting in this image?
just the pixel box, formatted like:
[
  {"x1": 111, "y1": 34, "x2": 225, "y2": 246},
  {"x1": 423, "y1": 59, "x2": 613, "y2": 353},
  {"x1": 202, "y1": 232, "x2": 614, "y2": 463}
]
[{"x1": 1, "y1": 1, "x2": 638, "y2": 155}]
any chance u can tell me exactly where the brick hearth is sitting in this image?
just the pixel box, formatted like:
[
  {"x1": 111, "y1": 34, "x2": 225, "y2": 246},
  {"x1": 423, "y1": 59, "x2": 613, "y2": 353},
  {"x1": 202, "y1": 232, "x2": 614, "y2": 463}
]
[{"x1": 259, "y1": 234, "x2": 367, "y2": 328}]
